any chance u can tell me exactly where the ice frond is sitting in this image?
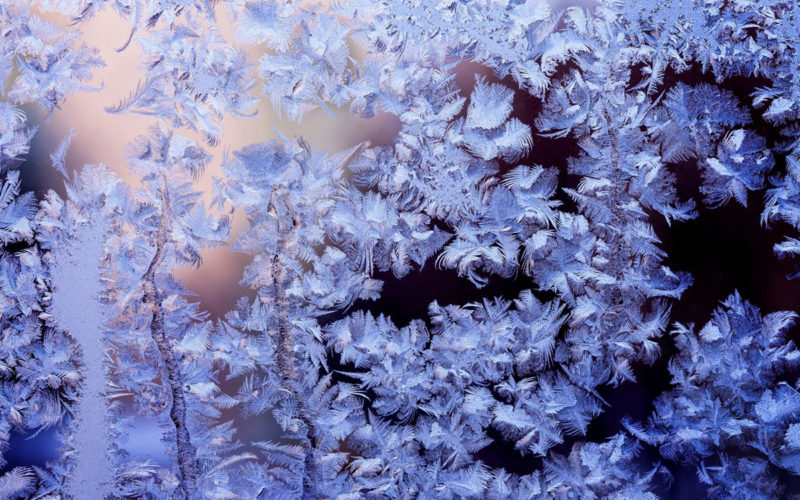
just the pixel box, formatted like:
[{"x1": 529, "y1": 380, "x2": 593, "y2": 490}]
[{"x1": 465, "y1": 76, "x2": 514, "y2": 130}]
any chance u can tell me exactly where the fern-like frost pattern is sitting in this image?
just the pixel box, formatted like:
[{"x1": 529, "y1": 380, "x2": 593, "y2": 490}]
[{"x1": 3, "y1": 0, "x2": 800, "y2": 499}]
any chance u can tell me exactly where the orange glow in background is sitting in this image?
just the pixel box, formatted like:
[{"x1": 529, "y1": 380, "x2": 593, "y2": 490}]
[{"x1": 26, "y1": 7, "x2": 400, "y2": 317}]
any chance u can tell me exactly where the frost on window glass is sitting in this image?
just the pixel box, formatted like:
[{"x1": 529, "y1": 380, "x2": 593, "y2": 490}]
[{"x1": 3, "y1": 0, "x2": 800, "y2": 498}]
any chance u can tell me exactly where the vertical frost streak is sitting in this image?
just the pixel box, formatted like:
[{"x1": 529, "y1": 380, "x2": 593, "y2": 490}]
[
  {"x1": 50, "y1": 217, "x2": 113, "y2": 498},
  {"x1": 141, "y1": 184, "x2": 198, "y2": 498},
  {"x1": 271, "y1": 190, "x2": 319, "y2": 497}
]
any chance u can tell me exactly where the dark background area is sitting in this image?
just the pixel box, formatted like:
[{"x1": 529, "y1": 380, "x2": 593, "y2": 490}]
[
  {"x1": 6, "y1": 58, "x2": 800, "y2": 497},
  {"x1": 325, "y1": 62, "x2": 800, "y2": 496}
]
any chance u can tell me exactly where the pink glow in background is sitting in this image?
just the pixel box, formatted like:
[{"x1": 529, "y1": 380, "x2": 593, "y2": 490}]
[
  {"x1": 11, "y1": 0, "x2": 586, "y2": 469},
  {"x1": 27, "y1": 7, "x2": 400, "y2": 317}
]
